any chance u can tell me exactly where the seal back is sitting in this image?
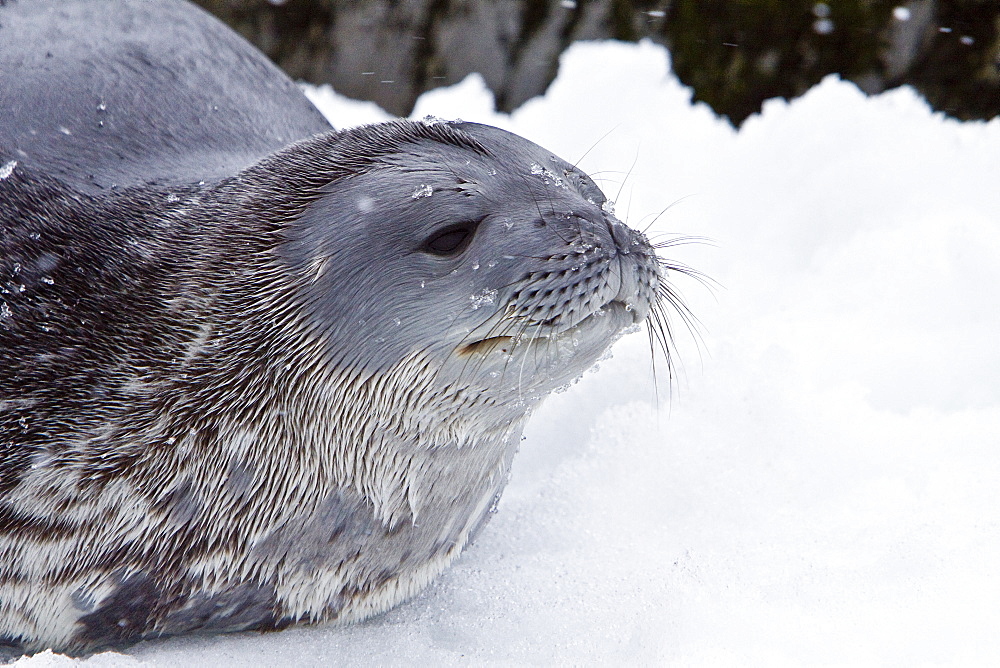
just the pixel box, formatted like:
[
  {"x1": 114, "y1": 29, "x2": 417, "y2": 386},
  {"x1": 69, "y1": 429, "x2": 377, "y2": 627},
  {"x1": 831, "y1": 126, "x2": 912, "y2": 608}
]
[{"x1": 0, "y1": 0, "x2": 332, "y2": 193}]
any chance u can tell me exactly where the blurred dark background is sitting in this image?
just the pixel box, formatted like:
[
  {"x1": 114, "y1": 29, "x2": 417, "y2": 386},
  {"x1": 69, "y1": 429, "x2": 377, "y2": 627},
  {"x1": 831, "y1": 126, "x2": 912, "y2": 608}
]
[{"x1": 193, "y1": 0, "x2": 1000, "y2": 126}]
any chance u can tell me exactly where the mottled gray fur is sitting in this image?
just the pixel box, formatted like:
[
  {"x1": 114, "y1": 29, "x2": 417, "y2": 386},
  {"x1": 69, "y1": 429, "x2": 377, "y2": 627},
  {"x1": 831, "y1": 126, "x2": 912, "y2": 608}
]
[{"x1": 0, "y1": 0, "x2": 668, "y2": 658}]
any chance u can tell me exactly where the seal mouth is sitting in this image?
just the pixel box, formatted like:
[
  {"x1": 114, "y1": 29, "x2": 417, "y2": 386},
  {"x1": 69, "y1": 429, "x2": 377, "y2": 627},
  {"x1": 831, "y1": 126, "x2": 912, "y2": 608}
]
[{"x1": 458, "y1": 300, "x2": 635, "y2": 357}]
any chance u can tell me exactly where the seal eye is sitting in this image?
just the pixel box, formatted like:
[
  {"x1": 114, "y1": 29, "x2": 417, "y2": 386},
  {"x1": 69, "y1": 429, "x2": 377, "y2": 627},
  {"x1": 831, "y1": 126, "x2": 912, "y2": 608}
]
[{"x1": 423, "y1": 220, "x2": 480, "y2": 256}]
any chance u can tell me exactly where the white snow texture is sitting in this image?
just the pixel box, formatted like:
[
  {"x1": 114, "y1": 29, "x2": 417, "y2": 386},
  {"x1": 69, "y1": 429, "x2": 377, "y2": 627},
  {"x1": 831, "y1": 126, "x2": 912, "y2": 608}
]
[{"x1": 18, "y1": 40, "x2": 1000, "y2": 666}]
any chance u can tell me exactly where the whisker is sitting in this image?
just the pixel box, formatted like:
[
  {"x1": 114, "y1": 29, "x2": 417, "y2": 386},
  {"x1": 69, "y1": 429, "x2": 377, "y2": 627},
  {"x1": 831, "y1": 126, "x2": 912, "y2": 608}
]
[
  {"x1": 572, "y1": 125, "x2": 619, "y2": 170},
  {"x1": 615, "y1": 148, "x2": 640, "y2": 205},
  {"x1": 640, "y1": 194, "x2": 697, "y2": 235}
]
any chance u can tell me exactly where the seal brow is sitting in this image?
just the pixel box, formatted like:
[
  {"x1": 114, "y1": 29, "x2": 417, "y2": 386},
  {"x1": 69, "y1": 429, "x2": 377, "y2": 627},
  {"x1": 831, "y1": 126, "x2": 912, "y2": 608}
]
[{"x1": 412, "y1": 123, "x2": 494, "y2": 158}]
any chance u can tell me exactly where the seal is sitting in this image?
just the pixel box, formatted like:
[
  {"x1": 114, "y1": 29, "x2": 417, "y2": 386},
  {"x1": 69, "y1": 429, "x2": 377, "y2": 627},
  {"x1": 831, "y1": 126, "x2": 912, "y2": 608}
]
[{"x1": 0, "y1": 0, "x2": 687, "y2": 657}]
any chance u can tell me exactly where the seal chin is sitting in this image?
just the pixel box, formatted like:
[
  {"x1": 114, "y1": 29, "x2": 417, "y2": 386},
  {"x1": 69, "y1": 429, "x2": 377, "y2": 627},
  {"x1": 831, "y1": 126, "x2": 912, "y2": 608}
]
[
  {"x1": 460, "y1": 299, "x2": 638, "y2": 356},
  {"x1": 448, "y1": 299, "x2": 639, "y2": 396}
]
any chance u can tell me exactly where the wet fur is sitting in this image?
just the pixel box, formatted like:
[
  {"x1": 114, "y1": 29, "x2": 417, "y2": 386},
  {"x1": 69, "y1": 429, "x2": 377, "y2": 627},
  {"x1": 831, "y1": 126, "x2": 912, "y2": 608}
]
[
  {"x1": 0, "y1": 122, "x2": 664, "y2": 655},
  {"x1": 0, "y1": 0, "x2": 676, "y2": 658}
]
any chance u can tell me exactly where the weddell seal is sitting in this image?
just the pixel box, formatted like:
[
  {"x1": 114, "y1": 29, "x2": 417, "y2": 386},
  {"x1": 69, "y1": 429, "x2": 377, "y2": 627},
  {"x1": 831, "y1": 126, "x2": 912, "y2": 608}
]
[{"x1": 0, "y1": 0, "x2": 694, "y2": 658}]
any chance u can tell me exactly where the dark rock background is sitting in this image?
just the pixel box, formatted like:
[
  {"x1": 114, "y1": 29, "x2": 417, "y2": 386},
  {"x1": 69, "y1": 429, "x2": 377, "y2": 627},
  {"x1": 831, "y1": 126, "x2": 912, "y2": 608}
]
[{"x1": 193, "y1": 0, "x2": 1000, "y2": 126}]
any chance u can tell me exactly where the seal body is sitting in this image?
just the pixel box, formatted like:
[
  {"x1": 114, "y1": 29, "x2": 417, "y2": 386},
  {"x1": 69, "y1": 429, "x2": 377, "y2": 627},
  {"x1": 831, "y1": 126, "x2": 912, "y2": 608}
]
[{"x1": 0, "y1": 0, "x2": 668, "y2": 657}]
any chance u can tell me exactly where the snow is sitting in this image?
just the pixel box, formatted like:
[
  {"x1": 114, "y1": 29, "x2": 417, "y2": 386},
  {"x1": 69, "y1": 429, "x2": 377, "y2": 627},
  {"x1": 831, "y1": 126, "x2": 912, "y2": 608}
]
[{"x1": 21, "y1": 39, "x2": 1000, "y2": 666}]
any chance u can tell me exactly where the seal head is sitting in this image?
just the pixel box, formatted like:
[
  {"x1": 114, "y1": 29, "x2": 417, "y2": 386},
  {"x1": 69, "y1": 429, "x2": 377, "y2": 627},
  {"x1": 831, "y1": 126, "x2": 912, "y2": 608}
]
[{"x1": 279, "y1": 121, "x2": 658, "y2": 396}]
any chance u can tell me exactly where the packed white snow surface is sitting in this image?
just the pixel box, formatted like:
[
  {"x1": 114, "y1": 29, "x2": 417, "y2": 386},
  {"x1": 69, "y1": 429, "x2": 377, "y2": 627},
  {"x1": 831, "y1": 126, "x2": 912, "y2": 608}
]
[{"x1": 20, "y1": 39, "x2": 1000, "y2": 667}]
